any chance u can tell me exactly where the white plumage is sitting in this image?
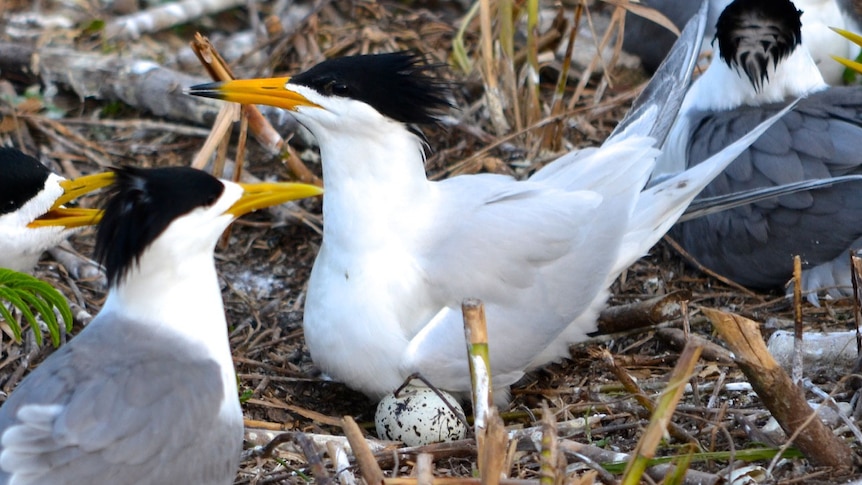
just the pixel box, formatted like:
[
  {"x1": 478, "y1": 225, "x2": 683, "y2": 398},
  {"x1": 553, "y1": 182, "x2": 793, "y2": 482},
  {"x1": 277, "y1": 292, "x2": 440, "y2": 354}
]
[{"x1": 189, "y1": 16, "x2": 790, "y2": 400}]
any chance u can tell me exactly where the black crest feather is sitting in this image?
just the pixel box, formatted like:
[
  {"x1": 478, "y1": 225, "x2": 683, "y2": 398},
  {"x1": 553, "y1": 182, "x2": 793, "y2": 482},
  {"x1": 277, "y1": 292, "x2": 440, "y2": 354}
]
[
  {"x1": 0, "y1": 147, "x2": 52, "y2": 216},
  {"x1": 95, "y1": 166, "x2": 225, "y2": 287},
  {"x1": 290, "y1": 51, "x2": 453, "y2": 125},
  {"x1": 715, "y1": 0, "x2": 802, "y2": 92}
]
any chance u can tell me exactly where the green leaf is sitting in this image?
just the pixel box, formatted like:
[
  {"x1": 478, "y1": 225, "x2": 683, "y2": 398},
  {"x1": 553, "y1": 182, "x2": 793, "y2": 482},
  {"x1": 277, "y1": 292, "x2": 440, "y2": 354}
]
[{"x1": 0, "y1": 268, "x2": 74, "y2": 347}]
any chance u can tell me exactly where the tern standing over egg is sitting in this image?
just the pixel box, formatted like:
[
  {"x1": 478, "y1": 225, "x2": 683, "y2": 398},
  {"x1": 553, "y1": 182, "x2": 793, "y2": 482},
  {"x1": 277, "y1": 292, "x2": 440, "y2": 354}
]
[
  {"x1": 188, "y1": 5, "x2": 791, "y2": 401},
  {"x1": 0, "y1": 165, "x2": 322, "y2": 484}
]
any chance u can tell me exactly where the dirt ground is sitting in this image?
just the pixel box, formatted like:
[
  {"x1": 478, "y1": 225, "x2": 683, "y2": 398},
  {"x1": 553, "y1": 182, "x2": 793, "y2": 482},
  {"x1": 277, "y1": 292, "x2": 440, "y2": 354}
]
[{"x1": 2, "y1": 0, "x2": 862, "y2": 483}]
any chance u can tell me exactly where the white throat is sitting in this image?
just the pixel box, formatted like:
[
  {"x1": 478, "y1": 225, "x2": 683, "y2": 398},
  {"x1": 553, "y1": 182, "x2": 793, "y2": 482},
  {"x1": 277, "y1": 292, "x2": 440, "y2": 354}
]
[{"x1": 684, "y1": 44, "x2": 827, "y2": 113}]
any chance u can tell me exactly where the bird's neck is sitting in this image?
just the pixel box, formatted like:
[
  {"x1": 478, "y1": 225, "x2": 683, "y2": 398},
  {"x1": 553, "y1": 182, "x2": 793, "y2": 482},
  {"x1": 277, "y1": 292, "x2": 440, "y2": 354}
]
[
  {"x1": 683, "y1": 46, "x2": 827, "y2": 113},
  {"x1": 101, "y1": 246, "x2": 229, "y2": 356},
  {"x1": 316, "y1": 122, "x2": 433, "y2": 245},
  {"x1": 655, "y1": 46, "x2": 828, "y2": 177}
]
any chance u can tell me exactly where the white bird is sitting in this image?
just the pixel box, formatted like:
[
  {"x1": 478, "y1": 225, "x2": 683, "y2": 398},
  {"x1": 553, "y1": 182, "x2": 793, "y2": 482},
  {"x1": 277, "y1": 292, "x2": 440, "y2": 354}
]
[
  {"x1": 659, "y1": 0, "x2": 862, "y2": 304},
  {"x1": 188, "y1": 11, "x2": 789, "y2": 400},
  {"x1": 0, "y1": 147, "x2": 110, "y2": 273},
  {"x1": 624, "y1": 0, "x2": 862, "y2": 84},
  {"x1": 0, "y1": 166, "x2": 322, "y2": 484}
]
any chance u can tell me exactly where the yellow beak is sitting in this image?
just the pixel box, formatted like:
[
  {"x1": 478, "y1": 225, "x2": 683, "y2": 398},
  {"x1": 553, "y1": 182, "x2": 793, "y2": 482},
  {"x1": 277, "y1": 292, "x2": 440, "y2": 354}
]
[
  {"x1": 187, "y1": 77, "x2": 321, "y2": 111},
  {"x1": 54, "y1": 172, "x2": 116, "y2": 210},
  {"x1": 28, "y1": 172, "x2": 114, "y2": 228},
  {"x1": 830, "y1": 27, "x2": 862, "y2": 74},
  {"x1": 28, "y1": 207, "x2": 104, "y2": 228},
  {"x1": 227, "y1": 182, "x2": 323, "y2": 217}
]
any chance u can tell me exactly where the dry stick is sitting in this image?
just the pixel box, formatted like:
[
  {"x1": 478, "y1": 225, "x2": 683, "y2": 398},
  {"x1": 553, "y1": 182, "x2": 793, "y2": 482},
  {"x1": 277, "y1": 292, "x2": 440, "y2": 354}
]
[
  {"x1": 594, "y1": 290, "x2": 691, "y2": 336},
  {"x1": 597, "y1": 348, "x2": 699, "y2": 445},
  {"x1": 542, "y1": 3, "x2": 581, "y2": 152},
  {"x1": 217, "y1": 107, "x2": 250, "y2": 247},
  {"x1": 702, "y1": 308, "x2": 855, "y2": 470},
  {"x1": 478, "y1": 0, "x2": 510, "y2": 135},
  {"x1": 462, "y1": 299, "x2": 508, "y2": 483},
  {"x1": 538, "y1": 402, "x2": 558, "y2": 485},
  {"x1": 416, "y1": 453, "x2": 434, "y2": 485},
  {"x1": 190, "y1": 103, "x2": 237, "y2": 169},
  {"x1": 295, "y1": 432, "x2": 333, "y2": 485},
  {"x1": 342, "y1": 416, "x2": 385, "y2": 485},
  {"x1": 463, "y1": 298, "x2": 493, "y2": 427},
  {"x1": 655, "y1": 328, "x2": 733, "y2": 365},
  {"x1": 326, "y1": 440, "x2": 357, "y2": 485},
  {"x1": 621, "y1": 343, "x2": 703, "y2": 485},
  {"x1": 385, "y1": 479, "x2": 536, "y2": 485},
  {"x1": 792, "y1": 256, "x2": 804, "y2": 385},
  {"x1": 852, "y1": 250, "x2": 862, "y2": 356},
  {"x1": 559, "y1": 439, "x2": 723, "y2": 485}
]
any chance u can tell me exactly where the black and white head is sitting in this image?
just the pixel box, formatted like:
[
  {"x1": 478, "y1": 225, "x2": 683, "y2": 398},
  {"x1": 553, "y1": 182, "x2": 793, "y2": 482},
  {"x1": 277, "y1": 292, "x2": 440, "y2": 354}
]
[
  {"x1": 679, "y1": 0, "x2": 825, "y2": 113},
  {"x1": 714, "y1": 0, "x2": 803, "y2": 92},
  {"x1": 0, "y1": 148, "x2": 107, "y2": 272},
  {"x1": 187, "y1": 52, "x2": 453, "y2": 140},
  {"x1": 94, "y1": 166, "x2": 322, "y2": 289}
]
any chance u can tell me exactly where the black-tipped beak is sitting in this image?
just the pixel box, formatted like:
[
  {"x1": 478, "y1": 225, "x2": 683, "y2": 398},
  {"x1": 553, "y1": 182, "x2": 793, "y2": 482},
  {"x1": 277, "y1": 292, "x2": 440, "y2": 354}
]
[{"x1": 187, "y1": 77, "x2": 320, "y2": 111}]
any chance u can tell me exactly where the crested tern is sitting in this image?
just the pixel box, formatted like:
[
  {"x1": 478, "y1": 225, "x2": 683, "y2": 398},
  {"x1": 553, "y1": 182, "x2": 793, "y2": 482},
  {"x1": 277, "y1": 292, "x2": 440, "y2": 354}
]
[
  {"x1": 187, "y1": 16, "x2": 791, "y2": 400},
  {"x1": 0, "y1": 147, "x2": 110, "y2": 273},
  {"x1": 660, "y1": 0, "x2": 862, "y2": 303},
  {"x1": 624, "y1": 0, "x2": 861, "y2": 85},
  {"x1": 0, "y1": 166, "x2": 322, "y2": 484}
]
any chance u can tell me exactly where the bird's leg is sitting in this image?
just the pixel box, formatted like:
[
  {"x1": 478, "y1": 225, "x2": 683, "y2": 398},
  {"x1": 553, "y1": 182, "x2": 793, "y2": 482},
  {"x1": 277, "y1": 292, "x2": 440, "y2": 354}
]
[{"x1": 395, "y1": 372, "x2": 471, "y2": 433}]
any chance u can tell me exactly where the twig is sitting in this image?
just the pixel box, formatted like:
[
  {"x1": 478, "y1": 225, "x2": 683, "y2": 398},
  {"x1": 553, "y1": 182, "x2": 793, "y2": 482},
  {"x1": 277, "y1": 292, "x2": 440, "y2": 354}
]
[
  {"x1": 594, "y1": 290, "x2": 691, "y2": 335},
  {"x1": 343, "y1": 416, "x2": 384, "y2": 485},
  {"x1": 703, "y1": 308, "x2": 855, "y2": 470},
  {"x1": 792, "y1": 255, "x2": 803, "y2": 385},
  {"x1": 621, "y1": 343, "x2": 703, "y2": 484},
  {"x1": 189, "y1": 33, "x2": 322, "y2": 185},
  {"x1": 655, "y1": 328, "x2": 733, "y2": 364},
  {"x1": 416, "y1": 453, "x2": 434, "y2": 485},
  {"x1": 463, "y1": 298, "x2": 492, "y2": 424}
]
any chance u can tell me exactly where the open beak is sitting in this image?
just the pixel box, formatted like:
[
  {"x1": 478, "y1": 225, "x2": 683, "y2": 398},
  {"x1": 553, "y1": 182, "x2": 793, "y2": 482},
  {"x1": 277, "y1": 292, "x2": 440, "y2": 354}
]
[
  {"x1": 29, "y1": 207, "x2": 103, "y2": 228},
  {"x1": 28, "y1": 172, "x2": 114, "y2": 228},
  {"x1": 54, "y1": 172, "x2": 116, "y2": 210},
  {"x1": 831, "y1": 28, "x2": 862, "y2": 74},
  {"x1": 226, "y1": 182, "x2": 323, "y2": 218},
  {"x1": 187, "y1": 77, "x2": 321, "y2": 111}
]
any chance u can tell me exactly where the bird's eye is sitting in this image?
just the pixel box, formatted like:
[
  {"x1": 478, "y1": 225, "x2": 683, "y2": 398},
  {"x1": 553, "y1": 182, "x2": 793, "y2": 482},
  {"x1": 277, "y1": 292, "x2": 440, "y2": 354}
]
[{"x1": 327, "y1": 81, "x2": 349, "y2": 96}]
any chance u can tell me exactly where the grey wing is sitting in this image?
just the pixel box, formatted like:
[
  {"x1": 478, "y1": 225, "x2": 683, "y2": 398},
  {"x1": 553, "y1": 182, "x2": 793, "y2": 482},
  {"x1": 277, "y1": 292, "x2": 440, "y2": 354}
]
[
  {"x1": 673, "y1": 87, "x2": 862, "y2": 287},
  {"x1": 0, "y1": 321, "x2": 241, "y2": 485}
]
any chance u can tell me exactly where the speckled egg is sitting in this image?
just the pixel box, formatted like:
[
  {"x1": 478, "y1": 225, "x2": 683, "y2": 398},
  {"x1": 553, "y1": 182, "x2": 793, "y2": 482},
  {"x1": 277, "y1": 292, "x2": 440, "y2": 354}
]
[{"x1": 374, "y1": 387, "x2": 467, "y2": 446}]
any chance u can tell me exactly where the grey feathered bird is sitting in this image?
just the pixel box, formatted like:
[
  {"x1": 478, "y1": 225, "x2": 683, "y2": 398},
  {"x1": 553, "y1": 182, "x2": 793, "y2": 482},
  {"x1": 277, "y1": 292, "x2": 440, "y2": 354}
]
[
  {"x1": 660, "y1": 0, "x2": 862, "y2": 303},
  {"x1": 624, "y1": 0, "x2": 861, "y2": 84},
  {"x1": 0, "y1": 166, "x2": 322, "y2": 484}
]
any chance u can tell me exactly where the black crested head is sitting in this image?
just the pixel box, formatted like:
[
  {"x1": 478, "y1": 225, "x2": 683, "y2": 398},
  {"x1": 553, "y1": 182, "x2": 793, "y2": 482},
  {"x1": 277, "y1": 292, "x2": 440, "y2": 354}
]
[
  {"x1": 290, "y1": 51, "x2": 452, "y2": 125},
  {"x1": 95, "y1": 166, "x2": 225, "y2": 287},
  {"x1": 0, "y1": 147, "x2": 53, "y2": 216},
  {"x1": 715, "y1": 0, "x2": 802, "y2": 92}
]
